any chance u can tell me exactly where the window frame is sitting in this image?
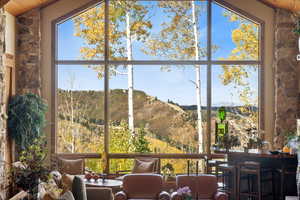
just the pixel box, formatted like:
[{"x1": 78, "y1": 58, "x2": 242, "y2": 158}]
[{"x1": 52, "y1": 0, "x2": 265, "y2": 168}]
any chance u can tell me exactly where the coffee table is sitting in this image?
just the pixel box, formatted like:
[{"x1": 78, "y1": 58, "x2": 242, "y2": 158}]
[{"x1": 84, "y1": 178, "x2": 122, "y2": 189}]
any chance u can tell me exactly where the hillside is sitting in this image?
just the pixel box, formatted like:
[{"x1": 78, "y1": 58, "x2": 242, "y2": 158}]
[
  {"x1": 57, "y1": 89, "x2": 198, "y2": 151},
  {"x1": 57, "y1": 89, "x2": 257, "y2": 152}
]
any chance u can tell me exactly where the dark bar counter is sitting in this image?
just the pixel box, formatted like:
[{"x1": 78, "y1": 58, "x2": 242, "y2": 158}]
[
  {"x1": 226, "y1": 151, "x2": 298, "y2": 200},
  {"x1": 227, "y1": 151, "x2": 297, "y2": 167}
]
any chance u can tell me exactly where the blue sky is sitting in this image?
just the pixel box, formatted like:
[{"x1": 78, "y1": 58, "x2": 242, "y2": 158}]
[{"x1": 57, "y1": 1, "x2": 258, "y2": 106}]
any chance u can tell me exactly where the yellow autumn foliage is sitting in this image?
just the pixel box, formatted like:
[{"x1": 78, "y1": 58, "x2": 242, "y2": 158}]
[{"x1": 220, "y1": 11, "x2": 259, "y2": 125}]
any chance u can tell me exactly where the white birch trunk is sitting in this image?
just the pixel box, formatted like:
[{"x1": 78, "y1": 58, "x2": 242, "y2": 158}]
[
  {"x1": 70, "y1": 90, "x2": 75, "y2": 153},
  {"x1": 126, "y1": 11, "x2": 135, "y2": 135},
  {"x1": 192, "y1": 1, "x2": 204, "y2": 153}
]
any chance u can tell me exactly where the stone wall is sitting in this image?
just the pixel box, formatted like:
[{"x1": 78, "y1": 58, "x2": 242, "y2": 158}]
[
  {"x1": 16, "y1": 8, "x2": 41, "y2": 95},
  {"x1": 0, "y1": 8, "x2": 8, "y2": 200},
  {"x1": 274, "y1": 8, "x2": 300, "y2": 147}
]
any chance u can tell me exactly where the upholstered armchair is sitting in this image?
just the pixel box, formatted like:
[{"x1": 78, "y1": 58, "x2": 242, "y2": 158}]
[
  {"x1": 86, "y1": 187, "x2": 113, "y2": 200},
  {"x1": 171, "y1": 175, "x2": 228, "y2": 200},
  {"x1": 115, "y1": 174, "x2": 170, "y2": 200}
]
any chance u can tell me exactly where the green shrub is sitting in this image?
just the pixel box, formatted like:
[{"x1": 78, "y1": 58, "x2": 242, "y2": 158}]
[{"x1": 8, "y1": 93, "x2": 47, "y2": 150}]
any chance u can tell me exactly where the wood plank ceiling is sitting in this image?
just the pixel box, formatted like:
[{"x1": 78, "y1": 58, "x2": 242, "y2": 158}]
[
  {"x1": 0, "y1": 0, "x2": 300, "y2": 17},
  {"x1": 2, "y1": 0, "x2": 55, "y2": 16}
]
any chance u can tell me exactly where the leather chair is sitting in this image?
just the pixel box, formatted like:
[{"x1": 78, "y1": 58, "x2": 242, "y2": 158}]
[
  {"x1": 171, "y1": 175, "x2": 228, "y2": 200},
  {"x1": 115, "y1": 174, "x2": 170, "y2": 200},
  {"x1": 87, "y1": 187, "x2": 113, "y2": 200}
]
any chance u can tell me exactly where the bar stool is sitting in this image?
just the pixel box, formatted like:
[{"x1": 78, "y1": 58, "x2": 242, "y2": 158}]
[
  {"x1": 237, "y1": 161, "x2": 274, "y2": 200},
  {"x1": 205, "y1": 156, "x2": 226, "y2": 176},
  {"x1": 276, "y1": 164, "x2": 297, "y2": 200},
  {"x1": 207, "y1": 159, "x2": 218, "y2": 175},
  {"x1": 216, "y1": 162, "x2": 237, "y2": 199}
]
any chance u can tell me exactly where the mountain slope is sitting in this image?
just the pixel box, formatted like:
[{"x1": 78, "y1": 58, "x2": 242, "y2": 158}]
[{"x1": 58, "y1": 89, "x2": 198, "y2": 150}]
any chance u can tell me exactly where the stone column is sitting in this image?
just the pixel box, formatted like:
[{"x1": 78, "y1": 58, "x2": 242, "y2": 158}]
[
  {"x1": 16, "y1": 8, "x2": 41, "y2": 95},
  {"x1": 0, "y1": 8, "x2": 8, "y2": 200},
  {"x1": 274, "y1": 8, "x2": 300, "y2": 147}
]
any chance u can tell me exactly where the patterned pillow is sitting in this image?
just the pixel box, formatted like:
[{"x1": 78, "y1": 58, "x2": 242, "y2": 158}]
[
  {"x1": 61, "y1": 174, "x2": 75, "y2": 193},
  {"x1": 39, "y1": 179, "x2": 62, "y2": 200},
  {"x1": 50, "y1": 171, "x2": 62, "y2": 187},
  {"x1": 72, "y1": 176, "x2": 87, "y2": 200}
]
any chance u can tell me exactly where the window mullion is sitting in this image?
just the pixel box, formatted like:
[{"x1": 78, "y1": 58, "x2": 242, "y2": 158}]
[
  {"x1": 55, "y1": 60, "x2": 261, "y2": 66},
  {"x1": 104, "y1": 0, "x2": 110, "y2": 174},
  {"x1": 206, "y1": 0, "x2": 212, "y2": 155}
]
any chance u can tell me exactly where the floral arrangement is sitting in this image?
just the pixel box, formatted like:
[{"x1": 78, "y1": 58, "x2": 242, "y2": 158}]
[
  {"x1": 162, "y1": 163, "x2": 174, "y2": 176},
  {"x1": 162, "y1": 163, "x2": 175, "y2": 181},
  {"x1": 244, "y1": 127, "x2": 263, "y2": 149},
  {"x1": 85, "y1": 173, "x2": 100, "y2": 182},
  {"x1": 176, "y1": 186, "x2": 192, "y2": 200},
  {"x1": 215, "y1": 132, "x2": 240, "y2": 152}
]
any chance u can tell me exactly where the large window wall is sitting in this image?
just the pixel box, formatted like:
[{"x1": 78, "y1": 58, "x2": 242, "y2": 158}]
[{"x1": 54, "y1": 0, "x2": 264, "y2": 173}]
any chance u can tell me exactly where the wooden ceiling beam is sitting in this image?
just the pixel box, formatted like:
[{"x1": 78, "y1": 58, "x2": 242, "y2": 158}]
[
  {"x1": 2, "y1": 0, "x2": 58, "y2": 16},
  {"x1": 258, "y1": 0, "x2": 300, "y2": 12},
  {"x1": 0, "y1": 0, "x2": 10, "y2": 9}
]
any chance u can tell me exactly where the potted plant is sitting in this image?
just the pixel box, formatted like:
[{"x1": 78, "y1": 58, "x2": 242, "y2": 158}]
[
  {"x1": 217, "y1": 132, "x2": 240, "y2": 153},
  {"x1": 161, "y1": 163, "x2": 175, "y2": 181},
  {"x1": 244, "y1": 127, "x2": 263, "y2": 152},
  {"x1": 8, "y1": 93, "x2": 47, "y2": 156},
  {"x1": 294, "y1": 19, "x2": 300, "y2": 50},
  {"x1": 12, "y1": 137, "x2": 50, "y2": 199}
]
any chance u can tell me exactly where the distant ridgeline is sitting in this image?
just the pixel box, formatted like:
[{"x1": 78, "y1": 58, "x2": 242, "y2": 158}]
[
  {"x1": 180, "y1": 105, "x2": 258, "y2": 115},
  {"x1": 57, "y1": 89, "x2": 256, "y2": 152}
]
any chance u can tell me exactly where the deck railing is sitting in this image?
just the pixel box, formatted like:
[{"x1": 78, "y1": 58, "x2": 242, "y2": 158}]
[{"x1": 54, "y1": 153, "x2": 225, "y2": 174}]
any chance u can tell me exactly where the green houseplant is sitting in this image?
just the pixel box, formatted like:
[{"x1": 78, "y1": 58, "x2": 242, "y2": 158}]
[
  {"x1": 216, "y1": 133, "x2": 240, "y2": 152},
  {"x1": 244, "y1": 127, "x2": 263, "y2": 151},
  {"x1": 294, "y1": 19, "x2": 300, "y2": 57},
  {"x1": 8, "y1": 93, "x2": 47, "y2": 152},
  {"x1": 294, "y1": 19, "x2": 300, "y2": 35},
  {"x1": 12, "y1": 137, "x2": 50, "y2": 198}
]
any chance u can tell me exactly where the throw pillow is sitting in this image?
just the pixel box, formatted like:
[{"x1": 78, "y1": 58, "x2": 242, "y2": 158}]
[
  {"x1": 61, "y1": 174, "x2": 75, "y2": 193},
  {"x1": 58, "y1": 158, "x2": 85, "y2": 175},
  {"x1": 132, "y1": 158, "x2": 156, "y2": 173},
  {"x1": 50, "y1": 171, "x2": 63, "y2": 188},
  {"x1": 72, "y1": 176, "x2": 87, "y2": 200}
]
